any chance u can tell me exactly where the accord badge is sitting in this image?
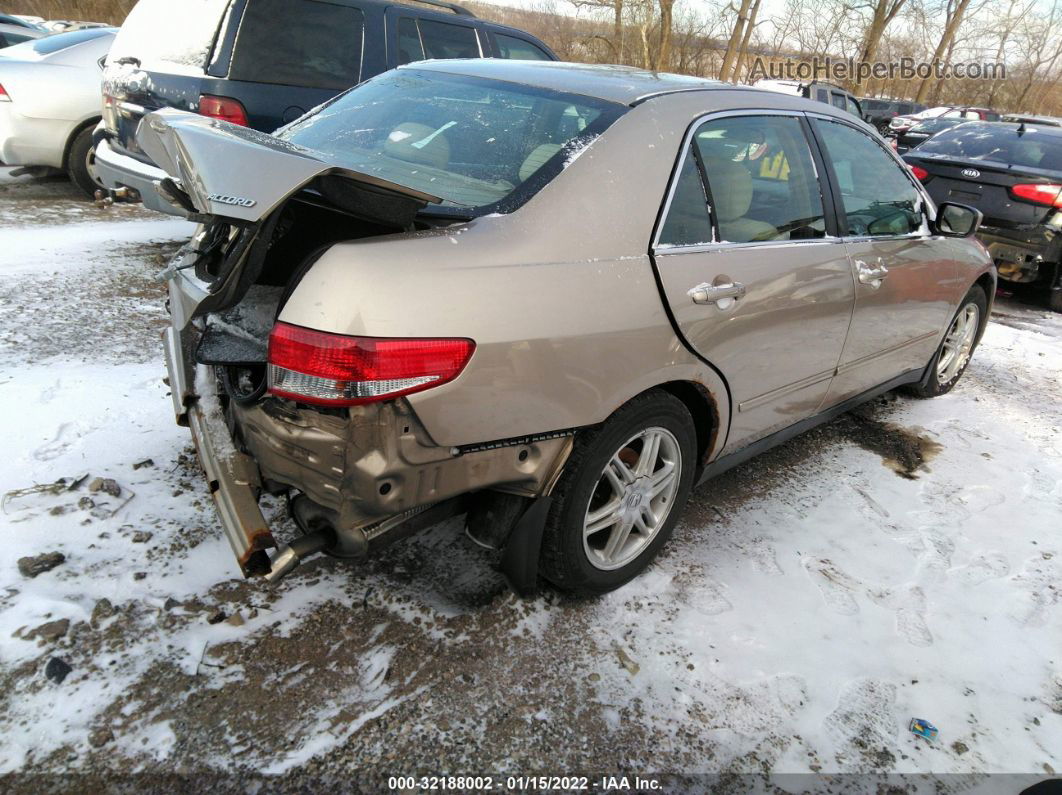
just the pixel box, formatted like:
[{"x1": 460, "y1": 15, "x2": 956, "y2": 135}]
[{"x1": 209, "y1": 194, "x2": 257, "y2": 208}]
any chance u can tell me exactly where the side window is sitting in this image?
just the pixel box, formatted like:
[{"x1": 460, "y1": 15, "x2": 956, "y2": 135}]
[
  {"x1": 692, "y1": 115, "x2": 828, "y2": 243},
  {"x1": 846, "y1": 97, "x2": 861, "y2": 117},
  {"x1": 417, "y1": 18, "x2": 480, "y2": 59},
  {"x1": 816, "y1": 88, "x2": 829, "y2": 103},
  {"x1": 812, "y1": 119, "x2": 923, "y2": 237},
  {"x1": 229, "y1": 0, "x2": 364, "y2": 90},
  {"x1": 493, "y1": 32, "x2": 551, "y2": 60},
  {"x1": 658, "y1": 149, "x2": 713, "y2": 247},
  {"x1": 831, "y1": 92, "x2": 847, "y2": 111},
  {"x1": 397, "y1": 17, "x2": 424, "y2": 64},
  {"x1": 943, "y1": 110, "x2": 961, "y2": 118}
]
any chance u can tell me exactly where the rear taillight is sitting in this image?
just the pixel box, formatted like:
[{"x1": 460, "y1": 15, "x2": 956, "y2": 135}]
[
  {"x1": 102, "y1": 91, "x2": 117, "y2": 131},
  {"x1": 198, "y1": 94, "x2": 249, "y2": 126},
  {"x1": 267, "y1": 322, "x2": 475, "y2": 406},
  {"x1": 0, "y1": 84, "x2": 10, "y2": 102},
  {"x1": 910, "y1": 165, "x2": 929, "y2": 181},
  {"x1": 1009, "y1": 183, "x2": 1062, "y2": 208}
]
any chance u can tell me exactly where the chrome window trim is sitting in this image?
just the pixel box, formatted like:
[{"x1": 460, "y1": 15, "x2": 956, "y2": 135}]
[
  {"x1": 651, "y1": 108, "x2": 840, "y2": 253},
  {"x1": 804, "y1": 110, "x2": 938, "y2": 242},
  {"x1": 655, "y1": 238, "x2": 841, "y2": 255}
]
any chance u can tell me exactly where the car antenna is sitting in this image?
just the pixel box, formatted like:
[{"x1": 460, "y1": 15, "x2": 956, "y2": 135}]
[{"x1": 1017, "y1": 121, "x2": 1027, "y2": 136}]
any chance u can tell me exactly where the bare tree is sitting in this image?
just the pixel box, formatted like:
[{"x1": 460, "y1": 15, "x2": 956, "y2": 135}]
[
  {"x1": 720, "y1": 0, "x2": 755, "y2": 82},
  {"x1": 852, "y1": 0, "x2": 909, "y2": 88},
  {"x1": 657, "y1": 0, "x2": 675, "y2": 69},
  {"x1": 914, "y1": 0, "x2": 976, "y2": 102}
]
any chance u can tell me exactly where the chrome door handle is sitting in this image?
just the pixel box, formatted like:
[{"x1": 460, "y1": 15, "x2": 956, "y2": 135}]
[
  {"x1": 855, "y1": 259, "x2": 889, "y2": 287},
  {"x1": 688, "y1": 282, "x2": 746, "y2": 305}
]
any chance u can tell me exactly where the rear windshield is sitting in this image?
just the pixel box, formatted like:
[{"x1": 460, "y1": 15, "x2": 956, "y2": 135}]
[
  {"x1": 229, "y1": 0, "x2": 364, "y2": 90},
  {"x1": 915, "y1": 123, "x2": 1062, "y2": 171},
  {"x1": 276, "y1": 69, "x2": 625, "y2": 214},
  {"x1": 109, "y1": 0, "x2": 230, "y2": 72}
]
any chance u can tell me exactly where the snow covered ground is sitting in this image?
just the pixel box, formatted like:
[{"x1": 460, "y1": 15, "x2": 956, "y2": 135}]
[{"x1": 0, "y1": 170, "x2": 1059, "y2": 790}]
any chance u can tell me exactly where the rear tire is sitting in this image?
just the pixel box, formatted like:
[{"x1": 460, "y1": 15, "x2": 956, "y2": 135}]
[
  {"x1": 1047, "y1": 289, "x2": 1062, "y2": 313},
  {"x1": 909, "y1": 285, "x2": 987, "y2": 398},
  {"x1": 539, "y1": 390, "x2": 697, "y2": 595},
  {"x1": 67, "y1": 127, "x2": 104, "y2": 199}
]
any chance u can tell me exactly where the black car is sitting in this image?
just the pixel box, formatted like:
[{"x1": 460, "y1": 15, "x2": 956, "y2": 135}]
[
  {"x1": 94, "y1": 0, "x2": 557, "y2": 214},
  {"x1": 892, "y1": 116, "x2": 966, "y2": 153},
  {"x1": 859, "y1": 97, "x2": 926, "y2": 134},
  {"x1": 904, "y1": 121, "x2": 1062, "y2": 310}
]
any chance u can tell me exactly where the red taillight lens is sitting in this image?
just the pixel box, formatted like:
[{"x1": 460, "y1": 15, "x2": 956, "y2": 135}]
[
  {"x1": 910, "y1": 165, "x2": 929, "y2": 181},
  {"x1": 198, "y1": 94, "x2": 249, "y2": 126},
  {"x1": 1009, "y1": 183, "x2": 1062, "y2": 208},
  {"x1": 0, "y1": 83, "x2": 10, "y2": 102},
  {"x1": 267, "y1": 322, "x2": 475, "y2": 406}
]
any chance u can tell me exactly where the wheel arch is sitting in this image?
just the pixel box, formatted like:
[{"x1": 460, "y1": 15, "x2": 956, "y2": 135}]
[
  {"x1": 61, "y1": 116, "x2": 102, "y2": 171},
  {"x1": 652, "y1": 379, "x2": 722, "y2": 472}
]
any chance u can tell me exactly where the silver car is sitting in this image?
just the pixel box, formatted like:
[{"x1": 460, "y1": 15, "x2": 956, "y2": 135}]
[{"x1": 148, "y1": 61, "x2": 994, "y2": 594}]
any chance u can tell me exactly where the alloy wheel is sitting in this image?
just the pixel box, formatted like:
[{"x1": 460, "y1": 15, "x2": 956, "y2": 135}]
[
  {"x1": 582, "y1": 427, "x2": 682, "y2": 571},
  {"x1": 936, "y1": 303, "x2": 980, "y2": 383}
]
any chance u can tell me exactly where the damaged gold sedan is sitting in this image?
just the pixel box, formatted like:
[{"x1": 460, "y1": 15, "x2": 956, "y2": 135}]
[{"x1": 152, "y1": 61, "x2": 994, "y2": 594}]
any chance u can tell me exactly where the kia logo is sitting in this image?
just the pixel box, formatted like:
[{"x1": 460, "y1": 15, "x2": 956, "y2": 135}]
[{"x1": 961, "y1": 168, "x2": 980, "y2": 178}]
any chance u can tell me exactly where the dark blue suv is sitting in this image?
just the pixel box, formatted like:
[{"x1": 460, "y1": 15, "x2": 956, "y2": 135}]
[{"x1": 94, "y1": 0, "x2": 556, "y2": 214}]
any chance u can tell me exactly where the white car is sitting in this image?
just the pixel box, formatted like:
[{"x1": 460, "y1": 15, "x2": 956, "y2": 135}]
[{"x1": 0, "y1": 27, "x2": 116, "y2": 196}]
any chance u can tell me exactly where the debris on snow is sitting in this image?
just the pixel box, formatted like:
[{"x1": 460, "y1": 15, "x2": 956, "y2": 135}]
[{"x1": 17, "y1": 552, "x2": 65, "y2": 578}]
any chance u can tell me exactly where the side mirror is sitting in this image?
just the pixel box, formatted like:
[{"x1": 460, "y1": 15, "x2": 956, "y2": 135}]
[{"x1": 934, "y1": 201, "x2": 981, "y2": 237}]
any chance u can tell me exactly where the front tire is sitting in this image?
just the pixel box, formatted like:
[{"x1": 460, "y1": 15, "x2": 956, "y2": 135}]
[
  {"x1": 67, "y1": 127, "x2": 104, "y2": 199},
  {"x1": 910, "y1": 285, "x2": 987, "y2": 398},
  {"x1": 539, "y1": 390, "x2": 697, "y2": 595}
]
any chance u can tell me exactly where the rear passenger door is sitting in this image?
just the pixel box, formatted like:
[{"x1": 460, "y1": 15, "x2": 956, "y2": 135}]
[
  {"x1": 651, "y1": 112, "x2": 855, "y2": 452},
  {"x1": 808, "y1": 115, "x2": 960, "y2": 404},
  {"x1": 386, "y1": 8, "x2": 483, "y2": 66}
]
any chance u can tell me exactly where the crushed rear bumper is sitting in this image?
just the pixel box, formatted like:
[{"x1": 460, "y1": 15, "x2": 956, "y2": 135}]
[{"x1": 164, "y1": 325, "x2": 276, "y2": 575}]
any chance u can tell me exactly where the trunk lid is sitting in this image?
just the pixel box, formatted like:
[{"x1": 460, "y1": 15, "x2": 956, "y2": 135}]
[
  {"x1": 142, "y1": 108, "x2": 442, "y2": 328},
  {"x1": 138, "y1": 107, "x2": 441, "y2": 222}
]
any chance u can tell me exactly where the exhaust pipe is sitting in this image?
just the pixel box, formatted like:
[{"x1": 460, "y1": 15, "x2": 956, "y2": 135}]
[
  {"x1": 263, "y1": 494, "x2": 345, "y2": 583},
  {"x1": 263, "y1": 528, "x2": 335, "y2": 583}
]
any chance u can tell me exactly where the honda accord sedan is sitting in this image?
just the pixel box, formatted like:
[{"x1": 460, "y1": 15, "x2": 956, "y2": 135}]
[{"x1": 147, "y1": 61, "x2": 994, "y2": 594}]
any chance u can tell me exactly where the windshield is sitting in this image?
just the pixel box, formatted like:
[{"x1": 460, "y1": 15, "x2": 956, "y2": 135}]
[
  {"x1": 276, "y1": 69, "x2": 625, "y2": 213},
  {"x1": 915, "y1": 123, "x2": 1062, "y2": 171}
]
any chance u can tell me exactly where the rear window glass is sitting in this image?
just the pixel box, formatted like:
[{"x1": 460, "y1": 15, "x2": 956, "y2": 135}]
[
  {"x1": 418, "y1": 19, "x2": 479, "y2": 59},
  {"x1": 109, "y1": 0, "x2": 230, "y2": 72},
  {"x1": 915, "y1": 123, "x2": 1062, "y2": 170},
  {"x1": 229, "y1": 0, "x2": 364, "y2": 90},
  {"x1": 276, "y1": 69, "x2": 624, "y2": 213},
  {"x1": 18, "y1": 27, "x2": 109, "y2": 55},
  {"x1": 493, "y1": 32, "x2": 551, "y2": 60}
]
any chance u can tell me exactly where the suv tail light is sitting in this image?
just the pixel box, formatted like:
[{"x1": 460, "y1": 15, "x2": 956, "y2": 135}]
[
  {"x1": 910, "y1": 165, "x2": 929, "y2": 181},
  {"x1": 0, "y1": 84, "x2": 10, "y2": 102},
  {"x1": 267, "y1": 322, "x2": 475, "y2": 406},
  {"x1": 198, "y1": 94, "x2": 249, "y2": 126},
  {"x1": 1009, "y1": 183, "x2": 1062, "y2": 208}
]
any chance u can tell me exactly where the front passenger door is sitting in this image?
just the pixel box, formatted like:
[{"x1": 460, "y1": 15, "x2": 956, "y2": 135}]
[
  {"x1": 651, "y1": 113, "x2": 855, "y2": 453},
  {"x1": 810, "y1": 117, "x2": 960, "y2": 405}
]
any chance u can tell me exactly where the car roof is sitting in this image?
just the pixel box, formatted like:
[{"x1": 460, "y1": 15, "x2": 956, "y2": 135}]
[{"x1": 404, "y1": 60, "x2": 733, "y2": 105}]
